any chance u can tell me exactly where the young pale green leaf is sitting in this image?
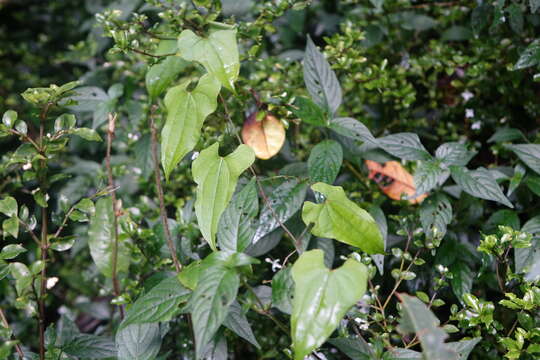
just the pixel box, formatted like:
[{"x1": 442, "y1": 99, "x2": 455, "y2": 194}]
[
  {"x1": 328, "y1": 117, "x2": 377, "y2": 145},
  {"x1": 62, "y1": 335, "x2": 116, "y2": 359},
  {"x1": 2, "y1": 217, "x2": 19, "y2": 239},
  {"x1": 289, "y1": 96, "x2": 328, "y2": 126},
  {"x1": 145, "y1": 56, "x2": 186, "y2": 100},
  {"x1": 70, "y1": 128, "x2": 102, "y2": 142},
  {"x1": 223, "y1": 300, "x2": 260, "y2": 349},
  {"x1": 397, "y1": 294, "x2": 457, "y2": 360},
  {"x1": 2, "y1": 110, "x2": 17, "y2": 128},
  {"x1": 505, "y1": 144, "x2": 540, "y2": 175},
  {"x1": 10, "y1": 262, "x2": 31, "y2": 295},
  {"x1": 161, "y1": 74, "x2": 221, "y2": 180},
  {"x1": 252, "y1": 179, "x2": 308, "y2": 244},
  {"x1": 188, "y1": 256, "x2": 240, "y2": 359},
  {"x1": 303, "y1": 36, "x2": 342, "y2": 115},
  {"x1": 116, "y1": 323, "x2": 162, "y2": 360},
  {"x1": 193, "y1": 143, "x2": 255, "y2": 250},
  {"x1": 308, "y1": 140, "x2": 343, "y2": 186},
  {"x1": 88, "y1": 197, "x2": 130, "y2": 277},
  {"x1": 177, "y1": 24, "x2": 239, "y2": 91},
  {"x1": 413, "y1": 160, "x2": 443, "y2": 195},
  {"x1": 446, "y1": 338, "x2": 481, "y2": 360},
  {"x1": 119, "y1": 276, "x2": 191, "y2": 330},
  {"x1": 291, "y1": 250, "x2": 368, "y2": 360},
  {"x1": 302, "y1": 182, "x2": 384, "y2": 254},
  {"x1": 508, "y1": 164, "x2": 526, "y2": 196},
  {"x1": 450, "y1": 166, "x2": 513, "y2": 208},
  {"x1": 419, "y1": 193, "x2": 452, "y2": 240},
  {"x1": 0, "y1": 244, "x2": 26, "y2": 260},
  {"x1": 377, "y1": 133, "x2": 431, "y2": 161},
  {"x1": 435, "y1": 142, "x2": 476, "y2": 167},
  {"x1": 0, "y1": 196, "x2": 17, "y2": 218},
  {"x1": 217, "y1": 178, "x2": 259, "y2": 252}
]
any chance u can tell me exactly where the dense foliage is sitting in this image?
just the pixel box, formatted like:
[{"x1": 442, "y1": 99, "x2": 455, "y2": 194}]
[{"x1": 2, "y1": 0, "x2": 540, "y2": 359}]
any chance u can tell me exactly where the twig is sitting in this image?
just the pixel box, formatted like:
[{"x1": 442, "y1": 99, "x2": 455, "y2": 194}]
[
  {"x1": 148, "y1": 105, "x2": 182, "y2": 273},
  {"x1": 127, "y1": 47, "x2": 176, "y2": 58},
  {"x1": 105, "y1": 113, "x2": 124, "y2": 319},
  {"x1": 0, "y1": 308, "x2": 24, "y2": 359},
  {"x1": 244, "y1": 282, "x2": 289, "y2": 335},
  {"x1": 18, "y1": 219, "x2": 40, "y2": 246}
]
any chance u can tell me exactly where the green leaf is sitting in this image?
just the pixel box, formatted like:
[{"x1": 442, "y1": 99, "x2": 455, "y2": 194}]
[
  {"x1": 291, "y1": 250, "x2": 368, "y2": 360},
  {"x1": 177, "y1": 24, "x2": 239, "y2": 91},
  {"x1": 507, "y1": 4, "x2": 524, "y2": 34},
  {"x1": 308, "y1": 140, "x2": 343, "y2": 186},
  {"x1": 54, "y1": 113, "x2": 76, "y2": 132},
  {"x1": 10, "y1": 262, "x2": 31, "y2": 295},
  {"x1": 377, "y1": 133, "x2": 431, "y2": 161},
  {"x1": 506, "y1": 144, "x2": 540, "y2": 175},
  {"x1": 289, "y1": 96, "x2": 328, "y2": 126},
  {"x1": 531, "y1": 0, "x2": 540, "y2": 13},
  {"x1": 2, "y1": 217, "x2": 19, "y2": 239},
  {"x1": 2, "y1": 110, "x2": 17, "y2": 128},
  {"x1": 133, "y1": 134, "x2": 154, "y2": 180},
  {"x1": 435, "y1": 142, "x2": 476, "y2": 167},
  {"x1": 0, "y1": 196, "x2": 17, "y2": 218},
  {"x1": 88, "y1": 197, "x2": 130, "y2": 277},
  {"x1": 397, "y1": 294, "x2": 456, "y2": 360},
  {"x1": 70, "y1": 128, "x2": 102, "y2": 142},
  {"x1": 414, "y1": 160, "x2": 443, "y2": 195},
  {"x1": 508, "y1": 164, "x2": 526, "y2": 196},
  {"x1": 303, "y1": 36, "x2": 342, "y2": 115},
  {"x1": 161, "y1": 73, "x2": 221, "y2": 179},
  {"x1": 516, "y1": 216, "x2": 540, "y2": 281},
  {"x1": 446, "y1": 338, "x2": 481, "y2": 360},
  {"x1": 515, "y1": 40, "x2": 540, "y2": 70},
  {"x1": 50, "y1": 236, "x2": 76, "y2": 252},
  {"x1": 0, "y1": 244, "x2": 26, "y2": 260},
  {"x1": 328, "y1": 337, "x2": 374, "y2": 360},
  {"x1": 450, "y1": 166, "x2": 513, "y2": 208},
  {"x1": 271, "y1": 266, "x2": 294, "y2": 314},
  {"x1": 487, "y1": 127, "x2": 526, "y2": 143},
  {"x1": 188, "y1": 253, "x2": 241, "y2": 359},
  {"x1": 450, "y1": 262, "x2": 473, "y2": 304},
  {"x1": 328, "y1": 117, "x2": 377, "y2": 145},
  {"x1": 62, "y1": 335, "x2": 116, "y2": 359},
  {"x1": 223, "y1": 300, "x2": 260, "y2": 349},
  {"x1": 145, "y1": 56, "x2": 187, "y2": 100},
  {"x1": 302, "y1": 182, "x2": 384, "y2": 254},
  {"x1": 120, "y1": 276, "x2": 191, "y2": 330},
  {"x1": 217, "y1": 178, "x2": 259, "y2": 252},
  {"x1": 116, "y1": 323, "x2": 162, "y2": 360},
  {"x1": 252, "y1": 179, "x2": 308, "y2": 245},
  {"x1": 193, "y1": 143, "x2": 255, "y2": 251}
]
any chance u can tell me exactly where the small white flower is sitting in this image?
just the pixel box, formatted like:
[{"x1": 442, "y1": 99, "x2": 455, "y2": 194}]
[
  {"x1": 465, "y1": 108, "x2": 475, "y2": 118},
  {"x1": 265, "y1": 257, "x2": 282, "y2": 272},
  {"x1": 471, "y1": 120, "x2": 482, "y2": 130},
  {"x1": 191, "y1": 151, "x2": 199, "y2": 161},
  {"x1": 23, "y1": 162, "x2": 32, "y2": 170},
  {"x1": 46, "y1": 277, "x2": 59, "y2": 289},
  {"x1": 461, "y1": 90, "x2": 474, "y2": 102}
]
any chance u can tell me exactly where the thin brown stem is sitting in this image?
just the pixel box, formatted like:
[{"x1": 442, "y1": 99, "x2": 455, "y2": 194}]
[
  {"x1": 127, "y1": 47, "x2": 176, "y2": 58},
  {"x1": 0, "y1": 307, "x2": 24, "y2": 359},
  {"x1": 148, "y1": 106, "x2": 182, "y2": 273},
  {"x1": 18, "y1": 218, "x2": 40, "y2": 246},
  {"x1": 105, "y1": 113, "x2": 124, "y2": 319}
]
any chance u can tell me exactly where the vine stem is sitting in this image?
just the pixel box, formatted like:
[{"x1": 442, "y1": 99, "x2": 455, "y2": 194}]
[
  {"x1": 148, "y1": 105, "x2": 182, "y2": 273},
  {"x1": 38, "y1": 102, "x2": 51, "y2": 360},
  {"x1": 105, "y1": 113, "x2": 124, "y2": 319},
  {"x1": 0, "y1": 307, "x2": 24, "y2": 359}
]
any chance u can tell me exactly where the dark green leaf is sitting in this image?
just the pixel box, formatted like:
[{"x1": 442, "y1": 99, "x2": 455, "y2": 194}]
[
  {"x1": 133, "y1": 134, "x2": 154, "y2": 180},
  {"x1": 435, "y1": 142, "x2": 475, "y2": 167},
  {"x1": 328, "y1": 337, "x2": 373, "y2": 360},
  {"x1": 515, "y1": 40, "x2": 540, "y2": 70},
  {"x1": 507, "y1": 4, "x2": 524, "y2": 34},
  {"x1": 450, "y1": 166, "x2": 513, "y2": 208},
  {"x1": 289, "y1": 96, "x2": 328, "y2": 126},
  {"x1": 328, "y1": 117, "x2": 377, "y2": 145},
  {"x1": 506, "y1": 144, "x2": 540, "y2": 175},
  {"x1": 116, "y1": 323, "x2": 162, "y2": 360},
  {"x1": 62, "y1": 335, "x2": 116, "y2": 359},
  {"x1": 271, "y1": 267, "x2": 294, "y2": 314},
  {"x1": 308, "y1": 140, "x2": 343, "y2": 186},
  {"x1": 120, "y1": 276, "x2": 190, "y2": 330},
  {"x1": 414, "y1": 160, "x2": 443, "y2": 195},
  {"x1": 223, "y1": 300, "x2": 260, "y2": 349},
  {"x1": 450, "y1": 262, "x2": 473, "y2": 304},
  {"x1": 303, "y1": 36, "x2": 342, "y2": 115},
  {"x1": 487, "y1": 127, "x2": 526, "y2": 143},
  {"x1": 446, "y1": 338, "x2": 481, "y2": 360},
  {"x1": 378, "y1": 133, "x2": 431, "y2": 161},
  {"x1": 0, "y1": 197, "x2": 17, "y2": 218}
]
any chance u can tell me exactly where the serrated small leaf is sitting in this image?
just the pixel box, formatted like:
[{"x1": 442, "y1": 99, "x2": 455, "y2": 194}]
[
  {"x1": 161, "y1": 74, "x2": 221, "y2": 179},
  {"x1": 291, "y1": 250, "x2": 368, "y2": 360},
  {"x1": 289, "y1": 96, "x2": 328, "y2": 126},
  {"x1": 303, "y1": 36, "x2": 342, "y2": 115},
  {"x1": 308, "y1": 140, "x2": 343, "y2": 186},
  {"x1": 302, "y1": 182, "x2": 384, "y2": 254},
  {"x1": 120, "y1": 276, "x2": 190, "y2": 330},
  {"x1": 450, "y1": 166, "x2": 513, "y2": 208},
  {"x1": 177, "y1": 24, "x2": 239, "y2": 91},
  {"x1": 193, "y1": 143, "x2": 255, "y2": 250}
]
